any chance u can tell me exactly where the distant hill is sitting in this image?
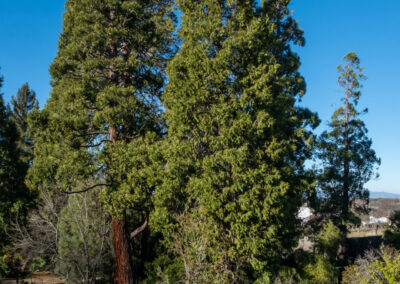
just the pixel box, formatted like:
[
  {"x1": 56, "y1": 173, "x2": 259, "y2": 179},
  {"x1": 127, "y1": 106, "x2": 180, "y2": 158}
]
[
  {"x1": 370, "y1": 191, "x2": 400, "y2": 199},
  {"x1": 366, "y1": 198, "x2": 400, "y2": 220}
]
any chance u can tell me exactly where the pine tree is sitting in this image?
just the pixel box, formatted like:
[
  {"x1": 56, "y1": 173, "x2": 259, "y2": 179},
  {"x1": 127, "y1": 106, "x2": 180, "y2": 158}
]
[
  {"x1": 317, "y1": 52, "x2": 380, "y2": 231},
  {"x1": 27, "y1": 0, "x2": 174, "y2": 282},
  {"x1": 7, "y1": 83, "x2": 38, "y2": 165},
  {"x1": 153, "y1": 0, "x2": 317, "y2": 280},
  {"x1": 0, "y1": 75, "x2": 28, "y2": 251}
]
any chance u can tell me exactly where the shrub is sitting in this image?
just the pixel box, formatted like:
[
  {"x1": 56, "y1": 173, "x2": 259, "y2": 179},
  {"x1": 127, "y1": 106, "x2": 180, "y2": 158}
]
[
  {"x1": 383, "y1": 211, "x2": 400, "y2": 249},
  {"x1": 342, "y1": 247, "x2": 400, "y2": 284}
]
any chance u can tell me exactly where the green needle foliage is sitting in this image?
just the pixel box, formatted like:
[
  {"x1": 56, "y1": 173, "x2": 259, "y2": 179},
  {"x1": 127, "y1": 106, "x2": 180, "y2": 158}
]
[
  {"x1": 7, "y1": 83, "x2": 38, "y2": 165},
  {"x1": 0, "y1": 75, "x2": 31, "y2": 263},
  {"x1": 0, "y1": 76, "x2": 19, "y2": 242},
  {"x1": 317, "y1": 52, "x2": 380, "y2": 230},
  {"x1": 153, "y1": 0, "x2": 318, "y2": 281},
  {"x1": 27, "y1": 0, "x2": 174, "y2": 281}
]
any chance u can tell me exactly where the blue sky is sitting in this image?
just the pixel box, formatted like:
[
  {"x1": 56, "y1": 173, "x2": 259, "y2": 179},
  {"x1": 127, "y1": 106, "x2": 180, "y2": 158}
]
[
  {"x1": 0, "y1": 1, "x2": 399, "y2": 193},
  {"x1": 0, "y1": 1, "x2": 64, "y2": 106},
  {"x1": 290, "y1": 0, "x2": 400, "y2": 194}
]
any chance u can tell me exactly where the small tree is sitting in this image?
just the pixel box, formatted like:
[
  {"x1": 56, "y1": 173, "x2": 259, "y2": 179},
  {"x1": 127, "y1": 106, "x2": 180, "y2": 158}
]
[
  {"x1": 301, "y1": 221, "x2": 341, "y2": 284},
  {"x1": 7, "y1": 82, "x2": 38, "y2": 164},
  {"x1": 11, "y1": 186, "x2": 114, "y2": 283},
  {"x1": 383, "y1": 211, "x2": 400, "y2": 249},
  {"x1": 11, "y1": 187, "x2": 67, "y2": 272},
  {"x1": 342, "y1": 247, "x2": 400, "y2": 284},
  {"x1": 57, "y1": 190, "x2": 114, "y2": 283},
  {"x1": 317, "y1": 52, "x2": 380, "y2": 231}
]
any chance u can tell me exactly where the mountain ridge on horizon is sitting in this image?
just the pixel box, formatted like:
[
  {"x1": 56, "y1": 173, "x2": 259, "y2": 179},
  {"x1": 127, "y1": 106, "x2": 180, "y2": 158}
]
[{"x1": 369, "y1": 191, "x2": 400, "y2": 199}]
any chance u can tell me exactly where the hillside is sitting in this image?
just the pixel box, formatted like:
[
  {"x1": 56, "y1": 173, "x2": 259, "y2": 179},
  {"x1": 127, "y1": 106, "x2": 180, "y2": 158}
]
[{"x1": 367, "y1": 198, "x2": 400, "y2": 218}]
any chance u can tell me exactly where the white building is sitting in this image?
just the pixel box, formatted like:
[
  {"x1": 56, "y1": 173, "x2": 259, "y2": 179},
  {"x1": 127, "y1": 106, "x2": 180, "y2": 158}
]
[
  {"x1": 368, "y1": 216, "x2": 389, "y2": 224},
  {"x1": 298, "y1": 206, "x2": 313, "y2": 222}
]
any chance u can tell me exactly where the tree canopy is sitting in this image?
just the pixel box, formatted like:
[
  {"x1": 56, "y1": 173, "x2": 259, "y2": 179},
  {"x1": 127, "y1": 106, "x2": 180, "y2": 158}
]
[
  {"x1": 27, "y1": 0, "x2": 174, "y2": 282},
  {"x1": 0, "y1": 2, "x2": 387, "y2": 283},
  {"x1": 7, "y1": 83, "x2": 38, "y2": 165},
  {"x1": 153, "y1": 0, "x2": 318, "y2": 281}
]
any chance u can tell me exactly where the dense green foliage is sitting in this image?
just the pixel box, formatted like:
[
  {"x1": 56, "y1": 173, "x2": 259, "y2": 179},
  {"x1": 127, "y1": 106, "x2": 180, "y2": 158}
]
[
  {"x1": 0, "y1": 1, "x2": 388, "y2": 283},
  {"x1": 342, "y1": 247, "x2": 400, "y2": 284},
  {"x1": 317, "y1": 52, "x2": 380, "y2": 229},
  {"x1": 0, "y1": 74, "x2": 33, "y2": 276},
  {"x1": 384, "y1": 211, "x2": 400, "y2": 249},
  {"x1": 27, "y1": 0, "x2": 174, "y2": 281},
  {"x1": 28, "y1": 0, "x2": 174, "y2": 210},
  {"x1": 303, "y1": 221, "x2": 341, "y2": 283},
  {"x1": 152, "y1": 0, "x2": 318, "y2": 281},
  {"x1": 7, "y1": 83, "x2": 38, "y2": 165}
]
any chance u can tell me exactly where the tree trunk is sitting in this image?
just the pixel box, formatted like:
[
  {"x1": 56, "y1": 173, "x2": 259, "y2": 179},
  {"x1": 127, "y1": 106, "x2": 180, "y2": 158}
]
[
  {"x1": 110, "y1": 126, "x2": 134, "y2": 283},
  {"x1": 342, "y1": 80, "x2": 350, "y2": 234},
  {"x1": 112, "y1": 215, "x2": 134, "y2": 284}
]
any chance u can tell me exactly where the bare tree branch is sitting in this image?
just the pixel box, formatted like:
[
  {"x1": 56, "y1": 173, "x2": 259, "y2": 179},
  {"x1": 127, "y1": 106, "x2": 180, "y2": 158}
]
[
  {"x1": 79, "y1": 139, "x2": 108, "y2": 148},
  {"x1": 62, "y1": 183, "x2": 109, "y2": 195},
  {"x1": 130, "y1": 217, "x2": 148, "y2": 240}
]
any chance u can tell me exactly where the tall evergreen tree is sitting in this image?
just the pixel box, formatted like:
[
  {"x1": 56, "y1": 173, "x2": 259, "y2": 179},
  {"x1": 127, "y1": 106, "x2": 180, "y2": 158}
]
[
  {"x1": 317, "y1": 52, "x2": 380, "y2": 231},
  {"x1": 27, "y1": 0, "x2": 174, "y2": 282},
  {"x1": 153, "y1": 0, "x2": 317, "y2": 281},
  {"x1": 0, "y1": 75, "x2": 28, "y2": 253},
  {"x1": 7, "y1": 83, "x2": 38, "y2": 165}
]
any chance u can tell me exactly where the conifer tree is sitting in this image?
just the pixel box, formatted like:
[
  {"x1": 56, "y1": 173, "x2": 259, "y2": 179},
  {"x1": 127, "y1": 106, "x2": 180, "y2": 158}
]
[
  {"x1": 0, "y1": 75, "x2": 28, "y2": 251},
  {"x1": 153, "y1": 0, "x2": 317, "y2": 281},
  {"x1": 8, "y1": 82, "x2": 38, "y2": 164},
  {"x1": 27, "y1": 0, "x2": 174, "y2": 282},
  {"x1": 317, "y1": 52, "x2": 380, "y2": 231}
]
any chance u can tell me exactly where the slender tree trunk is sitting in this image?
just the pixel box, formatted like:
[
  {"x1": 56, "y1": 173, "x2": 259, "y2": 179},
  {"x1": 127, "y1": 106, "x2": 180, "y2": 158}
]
[
  {"x1": 342, "y1": 80, "x2": 350, "y2": 233},
  {"x1": 338, "y1": 80, "x2": 351, "y2": 268}
]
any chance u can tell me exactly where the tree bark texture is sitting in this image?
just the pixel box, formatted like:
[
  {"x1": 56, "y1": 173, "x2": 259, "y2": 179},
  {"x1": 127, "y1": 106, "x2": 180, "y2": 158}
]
[{"x1": 112, "y1": 215, "x2": 134, "y2": 284}]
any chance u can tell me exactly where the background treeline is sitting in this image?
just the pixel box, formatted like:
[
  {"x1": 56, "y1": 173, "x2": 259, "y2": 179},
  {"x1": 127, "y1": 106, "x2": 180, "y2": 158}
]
[{"x1": 0, "y1": 0, "x2": 395, "y2": 283}]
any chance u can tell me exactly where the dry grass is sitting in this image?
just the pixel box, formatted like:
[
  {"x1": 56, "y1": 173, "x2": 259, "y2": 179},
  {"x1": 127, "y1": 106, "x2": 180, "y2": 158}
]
[
  {"x1": 0, "y1": 272, "x2": 64, "y2": 284},
  {"x1": 347, "y1": 227, "x2": 385, "y2": 238}
]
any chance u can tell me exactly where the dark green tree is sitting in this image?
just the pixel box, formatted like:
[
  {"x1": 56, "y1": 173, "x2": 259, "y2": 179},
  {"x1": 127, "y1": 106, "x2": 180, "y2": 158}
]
[
  {"x1": 383, "y1": 211, "x2": 400, "y2": 249},
  {"x1": 27, "y1": 0, "x2": 174, "y2": 282},
  {"x1": 0, "y1": 74, "x2": 30, "y2": 273},
  {"x1": 153, "y1": 0, "x2": 317, "y2": 281},
  {"x1": 7, "y1": 83, "x2": 38, "y2": 164},
  {"x1": 317, "y1": 52, "x2": 380, "y2": 231}
]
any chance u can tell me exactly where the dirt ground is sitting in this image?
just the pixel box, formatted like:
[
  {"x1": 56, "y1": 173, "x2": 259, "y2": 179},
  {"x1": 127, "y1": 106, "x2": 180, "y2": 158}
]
[
  {"x1": 347, "y1": 227, "x2": 385, "y2": 238},
  {"x1": 0, "y1": 272, "x2": 64, "y2": 284}
]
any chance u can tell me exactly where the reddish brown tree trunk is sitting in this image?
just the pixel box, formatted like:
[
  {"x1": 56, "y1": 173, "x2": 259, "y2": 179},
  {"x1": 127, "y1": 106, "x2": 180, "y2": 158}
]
[
  {"x1": 112, "y1": 215, "x2": 134, "y2": 284},
  {"x1": 109, "y1": 127, "x2": 134, "y2": 283}
]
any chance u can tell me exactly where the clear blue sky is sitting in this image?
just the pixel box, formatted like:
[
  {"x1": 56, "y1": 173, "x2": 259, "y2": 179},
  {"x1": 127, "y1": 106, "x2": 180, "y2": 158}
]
[
  {"x1": 0, "y1": 1, "x2": 399, "y2": 193},
  {"x1": 0, "y1": 1, "x2": 64, "y2": 106},
  {"x1": 290, "y1": 0, "x2": 400, "y2": 194}
]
